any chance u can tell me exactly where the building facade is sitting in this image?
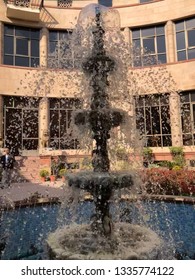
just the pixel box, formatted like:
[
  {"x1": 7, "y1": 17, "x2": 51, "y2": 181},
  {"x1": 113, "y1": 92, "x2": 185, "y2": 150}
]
[{"x1": 0, "y1": 0, "x2": 195, "y2": 178}]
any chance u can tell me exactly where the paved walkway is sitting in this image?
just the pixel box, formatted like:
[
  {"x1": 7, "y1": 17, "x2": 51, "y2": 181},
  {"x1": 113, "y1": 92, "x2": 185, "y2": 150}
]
[
  {"x1": 0, "y1": 180, "x2": 66, "y2": 207},
  {"x1": 0, "y1": 180, "x2": 194, "y2": 209}
]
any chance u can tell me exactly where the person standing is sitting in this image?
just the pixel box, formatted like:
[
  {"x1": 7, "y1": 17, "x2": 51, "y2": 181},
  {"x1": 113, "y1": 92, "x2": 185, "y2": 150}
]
[{"x1": 0, "y1": 148, "x2": 15, "y2": 188}]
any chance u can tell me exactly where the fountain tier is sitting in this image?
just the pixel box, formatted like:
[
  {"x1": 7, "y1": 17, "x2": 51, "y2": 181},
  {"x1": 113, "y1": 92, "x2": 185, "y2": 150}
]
[{"x1": 47, "y1": 223, "x2": 162, "y2": 260}]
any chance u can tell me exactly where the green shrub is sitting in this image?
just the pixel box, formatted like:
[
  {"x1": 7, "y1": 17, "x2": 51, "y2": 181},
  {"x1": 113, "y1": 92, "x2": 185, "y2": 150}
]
[
  {"x1": 59, "y1": 168, "x2": 68, "y2": 177},
  {"x1": 81, "y1": 157, "x2": 92, "y2": 170},
  {"x1": 172, "y1": 165, "x2": 182, "y2": 171},
  {"x1": 39, "y1": 169, "x2": 49, "y2": 178},
  {"x1": 169, "y1": 146, "x2": 185, "y2": 168},
  {"x1": 141, "y1": 168, "x2": 195, "y2": 196},
  {"x1": 115, "y1": 146, "x2": 128, "y2": 161},
  {"x1": 169, "y1": 146, "x2": 184, "y2": 156}
]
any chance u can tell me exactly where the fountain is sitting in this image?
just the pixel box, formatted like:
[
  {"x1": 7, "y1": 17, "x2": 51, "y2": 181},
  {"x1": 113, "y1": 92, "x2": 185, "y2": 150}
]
[
  {"x1": 0, "y1": 4, "x2": 194, "y2": 261},
  {"x1": 47, "y1": 4, "x2": 164, "y2": 260}
]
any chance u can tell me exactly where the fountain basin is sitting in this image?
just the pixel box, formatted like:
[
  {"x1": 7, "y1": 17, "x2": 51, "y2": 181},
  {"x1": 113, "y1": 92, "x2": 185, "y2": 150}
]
[
  {"x1": 0, "y1": 200, "x2": 194, "y2": 259},
  {"x1": 67, "y1": 171, "x2": 134, "y2": 195},
  {"x1": 47, "y1": 222, "x2": 162, "y2": 260}
]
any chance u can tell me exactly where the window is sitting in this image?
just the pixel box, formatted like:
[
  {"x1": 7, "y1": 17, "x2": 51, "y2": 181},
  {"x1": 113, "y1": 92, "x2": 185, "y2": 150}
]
[
  {"x1": 4, "y1": 25, "x2": 40, "y2": 67},
  {"x1": 48, "y1": 30, "x2": 73, "y2": 69},
  {"x1": 3, "y1": 96, "x2": 39, "y2": 155},
  {"x1": 57, "y1": 0, "x2": 73, "y2": 8},
  {"x1": 98, "y1": 0, "x2": 112, "y2": 6},
  {"x1": 132, "y1": 25, "x2": 167, "y2": 67},
  {"x1": 175, "y1": 18, "x2": 195, "y2": 61},
  {"x1": 140, "y1": 0, "x2": 154, "y2": 3},
  {"x1": 180, "y1": 91, "x2": 195, "y2": 145},
  {"x1": 135, "y1": 94, "x2": 171, "y2": 147},
  {"x1": 49, "y1": 98, "x2": 81, "y2": 150}
]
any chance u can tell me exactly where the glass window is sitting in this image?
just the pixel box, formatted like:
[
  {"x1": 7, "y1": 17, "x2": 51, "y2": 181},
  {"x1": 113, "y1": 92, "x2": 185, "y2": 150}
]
[
  {"x1": 186, "y1": 18, "x2": 195, "y2": 29},
  {"x1": 143, "y1": 38, "x2": 155, "y2": 53},
  {"x1": 188, "y1": 48, "x2": 195, "y2": 59},
  {"x1": 177, "y1": 50, "x2": 186, "y2": 61},
  {"x1": 142, "y1": 27, "x2": 155, "y2": 37},
  {"x1": 157, "y1": 36, "x2": 166, "y2": 53},
  {"x1": 4, "y1": 25, "x2": 14, "y2": 35},
  {"x1": 180, "y1": 91, "x2": 195, "y2": 145},
  {"x1": 188, "y1": 30, "x2": 195, "y2": 47},
  {"x1": 132, "y1": 29, "x2": 140, "y2": 39},
  {"x1": 157, "y1": 54, "x2": 166, "y2": 64},
  {"x1": 4, "y1": 56, "x2": 13, "y2": 65},
  {"x1": 132, "y1": 25, "x2": 166, "y2": 67},
  {"x1": 135, "y1": 94, "x2": 171, "y2": 147},
  {"x1": 49, "y1": 98, "x2": 81, "y2": 150},
  {"x1": 15, "y1": 27, "x2": 29, "y2": 37},
  {"x1": 156, "y1": 26, "x2": 164, "y2": 35},
  {"x1": 31, "y1": 40, "x2": 39, "y2": 57},
  {"x1": 4, "y1": 24, "x2": 40, "y2": 67},
  {"x1": 49, "y1": 31, "x2": 58, "y2": 41},
  {"x1": 48, "y1": 29, "x2": 73, "y2": 69},
  {"x1": 176, "y1": 32, "x2": 186, "y2": 50},
  {"x1": 16, "y1": 38, "x2": 28, "y2": 55},
  {"x1": 3, "y1": 96, "x2": 39, "y2": 155},
  {"x1": 175, "y1": 17, "x2": 195, "y2": 61},
  {"x1": 140, "y1": 0, "x2": 153, "y2": 3},
  {"x1": 98, "y1": 0, "x2": 112, "y2": 6},
  {"x1": 4, "y1": 37, "x2": 14, "y2": 54},
  {"x1": 175, "y1": 21, "x2": 184, "y2": 32},
  {"x1": 15, "y1": 56, "x2": 29, "y2": 67}
]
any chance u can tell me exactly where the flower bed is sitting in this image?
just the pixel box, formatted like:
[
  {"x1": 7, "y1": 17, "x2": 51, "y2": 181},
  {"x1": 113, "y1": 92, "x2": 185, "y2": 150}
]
[{"x1": 141, "y1": 169, "x2": 195, "y2": 196}]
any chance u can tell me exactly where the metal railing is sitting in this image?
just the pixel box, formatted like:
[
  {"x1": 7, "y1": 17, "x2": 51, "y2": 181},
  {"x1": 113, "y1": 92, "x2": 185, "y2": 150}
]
[
  {"x1": 6, "y1": 0, "x2": 44, "y2": 9},
  {"x1": 58, "y1": 0, "x2": 72, "y2": 8}
]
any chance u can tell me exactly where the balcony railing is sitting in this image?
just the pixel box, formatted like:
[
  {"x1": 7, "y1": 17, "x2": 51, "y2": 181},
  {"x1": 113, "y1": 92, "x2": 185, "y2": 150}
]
[
  {"x1": 6, "y1": 0, "x2": 44, "y2": 21},
  {"x1": 6, "y1": 0, "x2": 43, "y2": 9},
  {"x1": 58, "y1": 0, "x2": 73, "y2": 8}
]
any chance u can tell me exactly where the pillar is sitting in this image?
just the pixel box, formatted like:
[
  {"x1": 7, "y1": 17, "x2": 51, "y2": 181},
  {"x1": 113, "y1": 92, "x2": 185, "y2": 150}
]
[
  {"x1": 123, "y1": 27, "x2": 131, "y2": 46},
  {"x1": 165, "y1": 21, "x2": 176, "y2": 63},
  {"x1": 0, "y1": 22, "x2": 3, "y2": 64},
  {"x1": 0, "y1": 95, "x2": 3, "y2": 149},
  {"x1": 39, "y1": 97, "x2": 49, "y2": 149},
  {"x1": 169, "y1": 92, "x2": 182, "y2": 146},
  {"x1": 40, "y1": 27, "x2": 48, "y2": 67}
]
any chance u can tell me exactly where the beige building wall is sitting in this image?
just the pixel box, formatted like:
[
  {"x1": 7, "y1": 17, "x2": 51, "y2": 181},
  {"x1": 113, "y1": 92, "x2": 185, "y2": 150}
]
[{"x1": 0, "y1": 0, "x2": 195, "y2": 156}]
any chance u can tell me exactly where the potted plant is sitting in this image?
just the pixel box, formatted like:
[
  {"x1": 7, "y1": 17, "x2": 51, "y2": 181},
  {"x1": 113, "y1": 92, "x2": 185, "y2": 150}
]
[
  {"x1": 59, "y1": 168, "x2": 68, "y2": 182},
  {"x1": 143, "y1": 147, "x2": 154, "y2": 167},
  {"x1": 39, "y1": 169, "x2": 49, "y2": 182},
  {"x1": 50, "y1": 160, "x2": 58, "y2": 182}
]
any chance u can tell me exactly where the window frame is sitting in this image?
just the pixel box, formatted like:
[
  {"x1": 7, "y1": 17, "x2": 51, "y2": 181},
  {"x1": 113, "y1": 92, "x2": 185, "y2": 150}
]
[
  {"x1": 4, "y1": 24, "x2": 40, "y2": 68},
  {"x1": 135, "y1": 94, "x2": 171, "y2": 147},
  {"x1": 175, "y1": 17, "x2": 195, "y2": 61},
  {"x1": 48, "y1": 29, "x2": 73, "y2": 69},
  {"x1": 49, "y1": 98, "x2": 81, "y2": 150},
  {"x1": 132, "y1": 25, "x2": 167, "y2": 67},
  {"x1": 3, "y1": 96, "x2": 39, "y2": 154},
  {"x1": 180, "y1": 91, "x2": 195, "y2": 146}
]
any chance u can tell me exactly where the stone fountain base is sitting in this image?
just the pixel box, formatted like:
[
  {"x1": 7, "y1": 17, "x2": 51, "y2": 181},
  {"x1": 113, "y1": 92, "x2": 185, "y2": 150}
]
[{"x1": 47, "y1": 223, "x2": 163, "y2": 260}]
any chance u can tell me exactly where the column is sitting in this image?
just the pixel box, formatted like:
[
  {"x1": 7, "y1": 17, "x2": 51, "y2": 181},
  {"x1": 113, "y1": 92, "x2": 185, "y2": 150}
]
[
  {"x1": 169, "y1": 92, "x2": 182, "y2": 146},
  {"x1": 0, "y1": 95, "x2": 3, "y2": 149},
  {"x1": 123, "y1": 27, "x2": 131, "y2": 46},
  {"x1": 165, "y1": 21, "x2": 176, "y2": 63},
  {"x1": 39, "y1": 97, "x2": 49, "y2": 149},
  {"x1": 40, "y1": 27, "x2": 48, "y2": 67},
  {"x1": 0, "y1": 22, "x2": 3, "y2": 65}
]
